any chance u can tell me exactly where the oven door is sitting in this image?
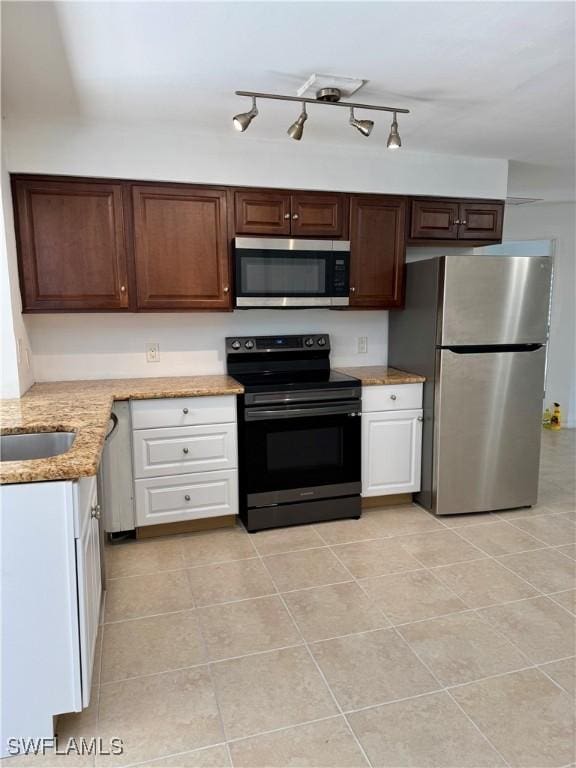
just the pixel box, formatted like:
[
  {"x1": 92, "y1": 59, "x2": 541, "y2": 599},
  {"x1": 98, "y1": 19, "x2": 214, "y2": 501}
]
[
  {"x1": 242, "y1": 400, "x2": 361, "y2": 507},
  {"x1": 234, "y1": 238, "x2": 350, "y2": 307}
]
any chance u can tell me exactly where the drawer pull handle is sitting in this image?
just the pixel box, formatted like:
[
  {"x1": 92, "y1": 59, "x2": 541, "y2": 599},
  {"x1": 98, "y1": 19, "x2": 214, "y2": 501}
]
[
  {"x1": 90, "y1": 503, "x2": 101, "y2": 520},
  {"x1": 183, "y1": 447, "x2": 189, "y2": 454},
  {"x1": 184, "y1": 494, "x2": 191, "y2": 502},
  {"x1": 390, "y1": 394, "x2": 397, "y2": 400},
  {"x1": 183, "y1": 408, "x2": 189, "y2": 414}
]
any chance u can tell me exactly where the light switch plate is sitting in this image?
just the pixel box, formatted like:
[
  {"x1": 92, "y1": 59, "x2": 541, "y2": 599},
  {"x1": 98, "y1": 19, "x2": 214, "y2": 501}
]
[
  {"x1": 146, "y1": 342, "x2": 160, "y2": 363},
  {"x1": 357, "y1": 336, "x2": 368, "y2": 354}
]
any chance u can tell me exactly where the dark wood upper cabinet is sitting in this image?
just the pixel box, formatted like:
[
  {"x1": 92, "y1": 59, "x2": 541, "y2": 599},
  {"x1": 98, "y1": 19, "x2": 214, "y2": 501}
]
[
  {"x1": 410, "y1": 198, "x2": 504, "y2": 243},
  {"x1": 132, "y1": 185, "x2": 231, "y2": 310},
  {"x1": 234, "y1": 190, "x2": 344, "y2": 237},
  {"x1": 410, "y1": 200, "x2": 459, "y2": 240},
  {"x1": 234, "y1": 190, "x2": 291, "y2": 235},
  {"x1": 290, "y1": 193, "x2": 344, "y2": 237},
  {"x1": 349, "y1": 196, "x2": 407, "y2": 309},
  {"x1": 458, "y1": 201, "x2": 504, "y2": 241},
  {"x1": 13, "y1": 178, "x2": 130, "y2": 311}
]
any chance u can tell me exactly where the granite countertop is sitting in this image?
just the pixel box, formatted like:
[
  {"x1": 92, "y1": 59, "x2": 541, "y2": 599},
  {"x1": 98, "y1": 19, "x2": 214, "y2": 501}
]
[
  {"x1": 337, "y1": 366, "x2": 426, "y2": 385},
  {"x1": 0, "y1": 375, "x2": 243, "y2": 485},
  {"x1": 0, "y1": 367, "x2": 423, "y2": 485}
]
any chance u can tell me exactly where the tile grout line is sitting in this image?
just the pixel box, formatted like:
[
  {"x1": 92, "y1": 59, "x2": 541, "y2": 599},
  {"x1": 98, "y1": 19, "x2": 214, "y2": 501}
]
[
  {"x1": 324, "y1": 530, "x2": 514, "y2": 767},
  {"x1": 251, "y1": 535, "x2": 375, "y2": 768}
]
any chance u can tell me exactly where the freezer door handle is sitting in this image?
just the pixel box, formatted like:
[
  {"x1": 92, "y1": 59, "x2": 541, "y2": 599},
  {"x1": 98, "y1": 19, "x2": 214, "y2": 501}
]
[{"x1": 442, "y1": 344, "x2": 543, "y2": 354}]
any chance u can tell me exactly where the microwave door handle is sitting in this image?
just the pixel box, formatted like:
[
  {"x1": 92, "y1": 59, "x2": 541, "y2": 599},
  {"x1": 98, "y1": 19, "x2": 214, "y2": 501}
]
[{"x1": 245, "y1": 404, "x2": 360, "y2": 421}]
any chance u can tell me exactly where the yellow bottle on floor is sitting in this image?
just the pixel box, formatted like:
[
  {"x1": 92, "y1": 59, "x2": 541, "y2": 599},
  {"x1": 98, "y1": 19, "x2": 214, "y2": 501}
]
[
  {"x1": 550, "y1": 402, "x2": 562, "y2": 430},
  {"x1": 543, "y1": 408, "x2": 552, "y2": 428}
]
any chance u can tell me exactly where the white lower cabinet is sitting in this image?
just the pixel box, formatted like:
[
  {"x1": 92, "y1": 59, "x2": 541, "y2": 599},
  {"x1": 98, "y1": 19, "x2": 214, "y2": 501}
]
[
  {"x1": 75, "y1": 478, "x2": 102, "y2": 705},
  {"x1": 131, "y1": 395, "x2": 238, "y2": 526},
  {"x1": 0, "y1": 477, "x2": 101, "y2": 757},
  {"x1": 135, "y1": 470, "x2": 238, "y2": 526},
  {"x1": 361, "y1": 384, "x2": 423, "y2": 497}
]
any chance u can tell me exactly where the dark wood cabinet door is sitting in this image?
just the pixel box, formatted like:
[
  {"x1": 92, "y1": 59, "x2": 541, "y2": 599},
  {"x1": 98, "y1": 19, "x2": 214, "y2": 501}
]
[
  {"x1": 133, "y1": 185, "x2": 231, "y2": 310},
  {"x1": 234, "y1": 190, "x2": 291, "y2": 235},
  {"x1": 290, "y1": 193, "x2": 345, "y2": 237},
  {"x1": 458, "y1": 202, "x2": 504, "y2": 241},
  {"x1": 13, "y1": 178, "x2": 130, "y2": 311},
  {"x1": 349, "y1": 196, "x2": 407, "y2": 308},
  {"x1": 410, "y1": 200, "x2": 459, "y2": 240}
]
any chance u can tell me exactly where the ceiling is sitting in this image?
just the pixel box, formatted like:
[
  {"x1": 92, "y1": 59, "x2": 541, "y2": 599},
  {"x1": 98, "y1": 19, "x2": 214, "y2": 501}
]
[{"x1": 2, "y1": 1, "x2": 575, "y2": 175}]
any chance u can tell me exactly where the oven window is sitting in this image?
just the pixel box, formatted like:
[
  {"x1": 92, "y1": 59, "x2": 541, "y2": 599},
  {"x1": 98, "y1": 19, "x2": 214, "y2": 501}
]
[
  {"x1": 267, "y1": 427, "x2": 343, "y2": 472},
  {"x1": 241, "y1": 256, "x2": 326, "y2": 295}
]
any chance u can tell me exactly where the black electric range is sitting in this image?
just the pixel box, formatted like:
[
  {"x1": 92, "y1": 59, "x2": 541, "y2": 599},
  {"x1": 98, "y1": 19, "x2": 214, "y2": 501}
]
[{"x1": 226, "y1": 334, "x2": 362, "y2": 532}]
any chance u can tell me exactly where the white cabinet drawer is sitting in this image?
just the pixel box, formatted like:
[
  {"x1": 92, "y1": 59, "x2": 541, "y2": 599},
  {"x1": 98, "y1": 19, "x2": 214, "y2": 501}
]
[
  {"x1": 135, "y1": 470, "x2": 238, "y2": 526},
  {"x1": 131, "y1": 396, "x2": 236, "y2": 430},
  {"x1": 362, "y1": 409, "x2": 423, "y2": 496},
  {"x1": 133, "y1": 423, "x2": 237, "y2": 479},
  {"x1": 362, "y1": 383, "x2": 423, "y2": 413}
]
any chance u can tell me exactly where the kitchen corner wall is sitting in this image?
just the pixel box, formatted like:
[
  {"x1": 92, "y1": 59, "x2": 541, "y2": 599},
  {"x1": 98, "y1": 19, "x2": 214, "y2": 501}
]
[
  {"x1": 4, "y1": 118, "x2": 508, "y2": 387},
  {"x1": 503, "y1": 202, "x2": 576, "y2": 429}
]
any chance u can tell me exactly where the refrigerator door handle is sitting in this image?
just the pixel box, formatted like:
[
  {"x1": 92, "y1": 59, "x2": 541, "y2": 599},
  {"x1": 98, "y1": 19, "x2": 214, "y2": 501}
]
[{"x1": 442, "y1": 344, "x2": 544, "y2": 354}]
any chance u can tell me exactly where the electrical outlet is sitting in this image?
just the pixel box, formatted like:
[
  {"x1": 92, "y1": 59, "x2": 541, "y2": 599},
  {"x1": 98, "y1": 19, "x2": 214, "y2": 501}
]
[
  {"x1": 146, "y1": 342, "x2": 160, "y2": 363},
  {"x1": 357, "y1": 336, "x2": 368, "y2": 354}
]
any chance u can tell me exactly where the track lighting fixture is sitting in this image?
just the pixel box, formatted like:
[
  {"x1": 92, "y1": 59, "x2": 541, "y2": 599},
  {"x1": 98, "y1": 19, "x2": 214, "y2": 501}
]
[
  {"x1": 232, "y1": 90, "x2": 409, "y2": 147},
  {"x1": 233, "y1": 96, "x2": 258, "y2": 132},
  {"x1": 287, "y1": 103, "x2": 307, "y2": 141},
  {"x1": 349, "y1": 107, "x2": 374, "y2": 137},
  {"x1": 386, "y1": 112, "x2": 402, "y2": 149}
]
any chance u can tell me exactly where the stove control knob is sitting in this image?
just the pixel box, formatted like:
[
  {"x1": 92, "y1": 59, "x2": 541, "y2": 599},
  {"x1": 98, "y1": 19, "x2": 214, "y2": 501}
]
[
  {"x1": 245, "y1": 339, "x2": 254, "y2": 350},
  {"x1": 305, "y1": 337, "x2": 315, "y2": 347},
  {"x1": 231, "y1": 340, "x2": 241, "y2": 350},
  {"x1": 317, "y1": 336, "x2": 326, "y2": 346}
]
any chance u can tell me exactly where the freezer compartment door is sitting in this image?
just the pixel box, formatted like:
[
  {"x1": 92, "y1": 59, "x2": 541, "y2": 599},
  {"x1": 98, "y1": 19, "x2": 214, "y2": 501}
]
[
  {"x1": 434, "y1": 346, "x2": 546, "y2": 515},
  {"x1": 440, "y1": 256, "x2": 552, "y2": 346}
]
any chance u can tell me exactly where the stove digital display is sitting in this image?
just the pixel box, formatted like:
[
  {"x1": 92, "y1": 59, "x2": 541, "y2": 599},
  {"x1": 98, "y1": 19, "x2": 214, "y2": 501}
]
[{"x1": 256, "y1": 337, "x2": 302, "y2": 350}]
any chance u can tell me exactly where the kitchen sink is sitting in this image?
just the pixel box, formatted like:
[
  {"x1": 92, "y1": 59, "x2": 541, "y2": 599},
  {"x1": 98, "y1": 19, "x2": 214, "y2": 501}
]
[{"x1": 0, "y1": 431, "x2": 76, "y2": 461}]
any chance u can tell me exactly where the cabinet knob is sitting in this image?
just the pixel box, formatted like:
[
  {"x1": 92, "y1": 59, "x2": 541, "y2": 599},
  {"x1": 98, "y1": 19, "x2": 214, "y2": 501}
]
[
  {"x1": 390, "y1": 394, "x2": 397, "y2": 400},
  {"x1": 183, "y1": 447, "x2": 189, "y2": 454},
  {"x1": 350, "y1": 286, "x2": 356, "y2": 293},
  {"x1": 223, "y1": 286, "x2": 230, "y2": 294},
  {"x1": 120, "y1": 285, "x2": 126, "y2": 293},
  {"x1": 292, "y1": 213, "x2": 299, "y2": 220},
  {"x1": 184, "y1": 494, "x2": 191, "y2": 501},
  {"x1": 183, "y1": 408, "x2": 189, "y2": 414},
  {"x1": 453, "y1": 220, "x2": 461, "y2": 226},
  {"x1": 461, "y1": 220, "x2": 467, "y2": 226},
  {"x1": 417, "y1": 415, "x2": 424, "y2": 422},
  {"x1": 90, "y1": 503, "x2": 101, "y2": 520},
  {"x1": 283, "y1": 213, "x2": 291, "y2": 220}
]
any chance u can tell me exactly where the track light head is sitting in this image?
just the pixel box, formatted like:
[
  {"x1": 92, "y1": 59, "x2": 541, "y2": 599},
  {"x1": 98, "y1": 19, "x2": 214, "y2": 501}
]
[
  {"x1": 233, "y1": 97, "x2": 258, "y2": 132},
  {"x1": 387, "y1": 112, "x2": 402, "y2": 149},
  {"x1": 349, "y1": 108, "x2": 374, "y2": 137},
  {"x1": 287, "y1": 103, "x2": 308, "y2": 141}
]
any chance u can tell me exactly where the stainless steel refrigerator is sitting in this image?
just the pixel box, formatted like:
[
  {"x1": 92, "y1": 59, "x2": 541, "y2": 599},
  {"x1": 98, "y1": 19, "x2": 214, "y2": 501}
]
[{"x1": 389, "y1": 255, "x2": 552, "y2": 515}]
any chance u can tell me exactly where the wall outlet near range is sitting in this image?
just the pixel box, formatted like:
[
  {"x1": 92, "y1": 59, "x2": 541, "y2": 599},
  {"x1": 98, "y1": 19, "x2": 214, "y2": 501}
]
[
  {"x1": 357, "y1": 336, "x2": 368, "y2": 354},
  {"x1": 145, "y1": 342, "x2": 160, "y2": 363}
]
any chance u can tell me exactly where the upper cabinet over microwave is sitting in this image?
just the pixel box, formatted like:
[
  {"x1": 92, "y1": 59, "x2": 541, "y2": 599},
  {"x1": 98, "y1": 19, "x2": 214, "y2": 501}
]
[{"x1": 234, "y1": 190, "x2": 346, "y2": 238}]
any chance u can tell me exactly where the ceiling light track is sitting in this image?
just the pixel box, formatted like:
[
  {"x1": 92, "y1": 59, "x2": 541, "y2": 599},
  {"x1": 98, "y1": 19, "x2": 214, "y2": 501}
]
[
  {"x1": 233, "y1": 89, "x2": 409, "y2": 148},
  {"x1": 234, "y1": 90, "x2": 410, "y2": 115}
]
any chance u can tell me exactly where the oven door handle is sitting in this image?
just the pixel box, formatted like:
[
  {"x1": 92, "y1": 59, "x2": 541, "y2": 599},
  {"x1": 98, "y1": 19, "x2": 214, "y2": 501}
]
[{"x1": 244, "y1": 403, "x2": 361, "y2": 421}]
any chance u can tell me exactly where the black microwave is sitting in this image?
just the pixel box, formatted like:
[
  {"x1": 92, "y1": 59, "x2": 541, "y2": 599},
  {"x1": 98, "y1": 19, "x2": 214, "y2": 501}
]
[{"x1": 234, "y1": 237, "x2": 350, "y2": 308}]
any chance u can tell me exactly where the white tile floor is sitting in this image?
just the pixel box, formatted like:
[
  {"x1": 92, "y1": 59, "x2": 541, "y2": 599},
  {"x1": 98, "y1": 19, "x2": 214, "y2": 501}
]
[{"x1": 7, "y1": 430, "x2": 576, "y2": 767}]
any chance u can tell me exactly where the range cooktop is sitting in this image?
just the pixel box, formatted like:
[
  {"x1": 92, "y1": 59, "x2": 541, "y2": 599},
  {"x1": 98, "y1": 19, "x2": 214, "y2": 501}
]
[{"x1": 225, "y1": 334, "x2": 360, "y2": 393}]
